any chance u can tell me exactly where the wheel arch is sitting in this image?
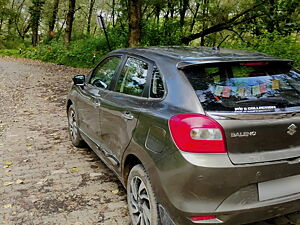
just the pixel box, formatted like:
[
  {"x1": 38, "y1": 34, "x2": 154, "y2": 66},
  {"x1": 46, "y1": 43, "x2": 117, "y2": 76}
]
[
  {"x1": 122, "y1": 154, "x2": 143, "y2": 187},
  {"x1": 67, "y1": 99, "x2": 73, "y2": 111}
]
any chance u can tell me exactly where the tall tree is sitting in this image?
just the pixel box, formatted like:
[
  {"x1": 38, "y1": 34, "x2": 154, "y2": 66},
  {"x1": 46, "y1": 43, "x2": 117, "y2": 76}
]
[
  {"x1": 128, "y1": 0, "x2": 142, "y2": 47},
  {"x1": 87, "y1": 0, "x2": 95, "y2": 34},
  {"x1": 179, "y1": 0, "x2": 189, "y2": 27},
  {"x1": 0, "y1": 0, "x2": 10, "y2": 34},
  {"x1": 112, "y1": 0, "x2": 115, "y2": 27},
  {"x1": 65, "y1": 0, "x2": 76, "y2": 43},
  {"x1": 48, "y1": 0, "x2": 60, "y2": 41},
  {"x1": 7, "y1": 0, "x2": 15, "y2": 37},
  {"x1": 200, "y1": 0, "x2": 209, "y2": 46},
  {"x1": 15, "y1": 0, "x2": 30, "y2": 40},
  {"x1": 29, "y1": 0, "x2": 45, "y2": 46}
]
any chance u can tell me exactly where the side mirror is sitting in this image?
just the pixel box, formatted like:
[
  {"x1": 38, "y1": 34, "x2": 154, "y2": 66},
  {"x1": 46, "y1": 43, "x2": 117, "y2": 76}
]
[{"x1": 72, "y1": 75, "x2": 85, "y2": 86}]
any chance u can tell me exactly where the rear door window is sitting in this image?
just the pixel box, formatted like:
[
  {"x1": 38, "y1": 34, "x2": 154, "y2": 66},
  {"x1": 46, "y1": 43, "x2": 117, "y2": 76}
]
[
  {"x1": 184, "y1": 62, "x2": 300, "y2": 112},
  {"x1": 115, "y1": 57, "x2": 148, "y2": 97}
]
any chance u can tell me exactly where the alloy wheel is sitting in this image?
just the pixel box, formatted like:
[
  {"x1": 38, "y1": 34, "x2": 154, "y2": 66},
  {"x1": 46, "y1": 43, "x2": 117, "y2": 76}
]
[
  {"x1": 129, "y1": 176, "x2": 151, "y2": 225},
  {"x1": 68, "y1": 109, "x2": 78, "y2": 141}
]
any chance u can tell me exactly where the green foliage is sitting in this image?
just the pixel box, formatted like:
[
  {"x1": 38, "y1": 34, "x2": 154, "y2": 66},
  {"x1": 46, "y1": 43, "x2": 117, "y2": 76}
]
[
  {"x1": 225, "y1": 32, "x2": 300, "y2": 68},
  {"x1": 21, "y1": 34, "x2": 126, "y2": 68},
  {"x1": 29, "y1": 0, "x2": 45, "y2": 25},
  {"x1": 0, "y1": 49, "x2": 21, "y2": 57},
  {"x1": 141, "y1": 20, "x2": 183, "y2": 46},
  {"x1": 0, "y1": 0, "x2": 11, "y2": 20},
  {"x1": 0, "y1": 0, "x2": 299, "y2": 69}
]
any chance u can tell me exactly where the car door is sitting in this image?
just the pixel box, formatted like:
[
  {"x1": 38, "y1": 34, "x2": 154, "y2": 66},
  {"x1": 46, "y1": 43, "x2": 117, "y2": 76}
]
[
  {"x1": 76, "y1": 55, "x2": 123, "y2": 147},
  {"x1": 99, "y1": 56, "x2": 153, "y2": 163}
]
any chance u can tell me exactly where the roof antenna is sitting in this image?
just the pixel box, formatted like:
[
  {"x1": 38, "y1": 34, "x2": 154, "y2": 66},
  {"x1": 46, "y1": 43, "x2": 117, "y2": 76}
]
[{"x1": 213, "y1": 35, "x2": 230, "y2": 51}]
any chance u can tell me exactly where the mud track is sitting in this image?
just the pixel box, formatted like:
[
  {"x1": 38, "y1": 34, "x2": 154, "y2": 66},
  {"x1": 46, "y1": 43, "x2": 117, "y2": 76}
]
[{"x1": 0, "y1": 57, "x2": 129, "y2": 225}]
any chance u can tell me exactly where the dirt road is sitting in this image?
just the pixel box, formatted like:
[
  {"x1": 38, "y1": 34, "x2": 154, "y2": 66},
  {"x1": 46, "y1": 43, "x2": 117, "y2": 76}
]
[{"x1": 0, "y1": 57, "x2": 129, "y2": 225}]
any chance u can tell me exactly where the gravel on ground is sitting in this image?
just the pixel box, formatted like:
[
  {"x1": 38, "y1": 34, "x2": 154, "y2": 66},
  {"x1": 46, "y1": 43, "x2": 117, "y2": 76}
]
[{"x1": 0, "y1": 57, "x2": 130, "y2": 225}]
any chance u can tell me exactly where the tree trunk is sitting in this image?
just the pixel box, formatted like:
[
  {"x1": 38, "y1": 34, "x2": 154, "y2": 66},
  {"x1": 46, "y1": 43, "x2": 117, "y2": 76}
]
[
  {"x1": 48, "y1": 0, "x2": 60, "y2": 41},
  {"x1": 32, "y1": 26, "x2": 38, "y2": 46},
  {"x1": 112, "y1": 0, "x2": 115, "y2": 27},
  {"x1": 189, "y1": 2, "x2": 200, "y2": 33},
  {"x1": 128, "y1": 0, "x2": 142, "y2": 47},
  {"x1": 0, "y1": 20, "x2": 3, "y2": 33},
  {"x1": 7, "y1": 18, "x2": 13, "y2": 37},
  {"x1": 170, "y1": 2, "x2": 174, "y2": 18},
  {"x1": 65, "y1": 0, "x2": 76, "y2": 44},
  {"x1": 7, "y1": 0, "x2": 16, "y2": 37},
  {"x1": 16, "y1": 23, "x2": 31, "y2": 40},
  {"x1": 179, "y1": 0, "x2": 189, "y2": 27},
  {"x1": 181, "y1": 3, "x2": 263, "y2": 44},
  {"x1": 87, "y1": 0, "x2": 95, "y2": 34},
  {"x1": 29, "y1": 0, "x2": 45, "y2": 46},
  {"x1": 200, "y1": 0, "x2": 209, "y2": 46},
  {"x1": 14, "y1": 0, "x2": 27, "y2": 39},
  {"x1": 266, "y1": 0, "x2": 276, "y2": 33},
  {"x1": 155, "y1": 4, "x2": 160, "y2": 25}
]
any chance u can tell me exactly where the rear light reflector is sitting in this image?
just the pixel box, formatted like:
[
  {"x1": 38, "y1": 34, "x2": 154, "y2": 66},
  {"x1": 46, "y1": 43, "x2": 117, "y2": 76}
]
[
  {"x1": 191, "y1": 216, "x2": 217, "y2": 221},
  {"x1": 169, "y1": 113, "x2": 227, "y2": 153}
]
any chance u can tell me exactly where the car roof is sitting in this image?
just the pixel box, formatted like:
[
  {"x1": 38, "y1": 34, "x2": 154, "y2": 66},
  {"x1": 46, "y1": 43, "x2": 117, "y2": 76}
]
[{"x1": 112, "y1": 46, "x2": 292, "y2": 69}]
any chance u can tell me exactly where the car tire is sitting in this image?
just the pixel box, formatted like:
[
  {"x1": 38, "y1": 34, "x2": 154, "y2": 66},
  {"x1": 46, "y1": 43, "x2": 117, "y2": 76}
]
[
  {"x1": 67, "y1": 104, "x2": 84, "y2": 147},
  {"x1": 127, "y1": 164, "x2": 160, "y2": 225}
]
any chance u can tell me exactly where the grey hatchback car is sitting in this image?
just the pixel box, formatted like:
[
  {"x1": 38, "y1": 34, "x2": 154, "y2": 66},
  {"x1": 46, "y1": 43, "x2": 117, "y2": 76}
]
[{"x1": 67, "y1": 47, "x2": 300, "y2": 225}]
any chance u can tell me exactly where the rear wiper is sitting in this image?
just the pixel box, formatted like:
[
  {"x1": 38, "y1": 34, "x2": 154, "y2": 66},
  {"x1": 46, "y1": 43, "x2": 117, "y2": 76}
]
[{"x1": 236, "y1": 97, "x2": 289, "y2": 105}]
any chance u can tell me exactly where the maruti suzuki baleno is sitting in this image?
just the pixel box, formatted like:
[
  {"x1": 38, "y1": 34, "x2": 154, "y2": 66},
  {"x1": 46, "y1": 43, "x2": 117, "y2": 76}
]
[{"x1": 67, "y1": 47, "x2": 300, "y2": 225}]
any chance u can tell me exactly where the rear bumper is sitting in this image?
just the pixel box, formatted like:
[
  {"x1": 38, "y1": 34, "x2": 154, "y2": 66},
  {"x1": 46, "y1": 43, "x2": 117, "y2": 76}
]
[
  {"x1": 154, "y1": 151, "x2": 300, "y2": 225},
  {"x1": 167, "y1": 196, "x2": 300, "y2": 225},
  {"x1": 215, "y1": 188, "x2": 300, "y2": 225}
]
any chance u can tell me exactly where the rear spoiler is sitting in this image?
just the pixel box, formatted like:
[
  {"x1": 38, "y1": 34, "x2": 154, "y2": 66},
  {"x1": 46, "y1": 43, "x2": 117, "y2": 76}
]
[{"x1": 177, "y1": 59, "x2": 293, "y2": 70}]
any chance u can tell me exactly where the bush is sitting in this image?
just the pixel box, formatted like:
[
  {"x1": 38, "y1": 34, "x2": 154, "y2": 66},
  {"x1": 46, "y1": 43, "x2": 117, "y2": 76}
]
[
  {"x1": 141, "y1": 20, "x2": 182, "y2": 46},
  {"x1": 21, "y1": 37, "x2": 115, "y2": 68},
  {"x1": 0, "y1": 49, "x2": 21, "y2": 57},
  {"x1": 1, "y1": 30, "x2": 298, "y2": 69},
  {"x1": 19, "y1": 27, "x2": 128, "y2": 68}
]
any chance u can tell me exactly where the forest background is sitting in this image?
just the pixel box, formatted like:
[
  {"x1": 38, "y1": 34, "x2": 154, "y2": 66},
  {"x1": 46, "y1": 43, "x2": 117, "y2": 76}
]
[{"x1": 0, "y1": 0, "x2": 299, "y2": 68}]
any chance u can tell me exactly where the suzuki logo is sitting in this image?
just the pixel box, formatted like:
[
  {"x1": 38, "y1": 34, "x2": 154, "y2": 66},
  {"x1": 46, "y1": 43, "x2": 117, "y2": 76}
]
[{"x1": 287, "y1": 124, "x2": 297, "y2": 136}]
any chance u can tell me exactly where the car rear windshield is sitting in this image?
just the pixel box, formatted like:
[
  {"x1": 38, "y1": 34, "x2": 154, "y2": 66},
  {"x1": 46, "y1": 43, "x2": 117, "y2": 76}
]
[{"x1": 184, "y1": 62, "x2": 300, "y2": 113}]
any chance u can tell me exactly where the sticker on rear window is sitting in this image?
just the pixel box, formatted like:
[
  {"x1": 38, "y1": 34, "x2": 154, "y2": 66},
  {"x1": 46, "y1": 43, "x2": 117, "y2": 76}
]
[
  {"x1": 222, "y1": 86, "x2": 231, "y2": 98},
  {"x1": 231, "y1": 86, "x2": 239, "y2": 97},
  {"x1": 259, "y1": 83, "x2": 267, "y2": 93},
  {"x1": 272, "y1": 80, "x2": 280, "y2": 90},
  {"x1": 238, "y1": 87, "x2": 245, "y2": 97},
  {"x1": 214, "y1": 85, "x2": 223, "y2": 96},
  {"x1": 245, "y1": 87, "x2": 252, "y2": 97},
  {"x1": 235, "y1": 106, "x2": 276, "y2": 113},
  {"x1": 252, "y1": 85, "x2": 261, "y2": 95}
]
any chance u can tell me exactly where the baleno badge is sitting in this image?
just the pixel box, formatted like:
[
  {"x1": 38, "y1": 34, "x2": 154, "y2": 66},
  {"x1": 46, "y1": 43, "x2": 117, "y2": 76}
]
[{"x1": 287, "y1": 124, "x2": 297, "y2": 136}]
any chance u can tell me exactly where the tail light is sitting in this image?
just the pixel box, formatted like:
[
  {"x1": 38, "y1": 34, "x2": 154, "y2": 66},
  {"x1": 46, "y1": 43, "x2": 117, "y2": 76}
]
[{"x1": 169, "y1": 113, "x2": 227, "y2": 153}]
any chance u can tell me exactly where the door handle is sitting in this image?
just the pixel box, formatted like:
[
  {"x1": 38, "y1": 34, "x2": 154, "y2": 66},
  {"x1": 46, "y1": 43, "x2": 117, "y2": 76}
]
[
  {"x1": 122, "y1": 111, "x2": 134, "y2": 120},
  {"x1": 91, "y1": 98, "x2": 101, "y2": 107},
  {"x1": 94, "y1": 100, "x2": 101, "y2": 107}
]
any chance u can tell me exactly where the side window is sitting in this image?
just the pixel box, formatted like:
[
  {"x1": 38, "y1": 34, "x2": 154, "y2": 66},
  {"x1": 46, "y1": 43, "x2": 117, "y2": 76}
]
[
  {"x1": 150, "y1": 69, "x2": 165, "y2": 98},
  {"x1": 89, "y1": 56, "x2": 122, "y2": 89},
  {"x1": 116, "y1": 57, "x2": 148, "y2": 97}
]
